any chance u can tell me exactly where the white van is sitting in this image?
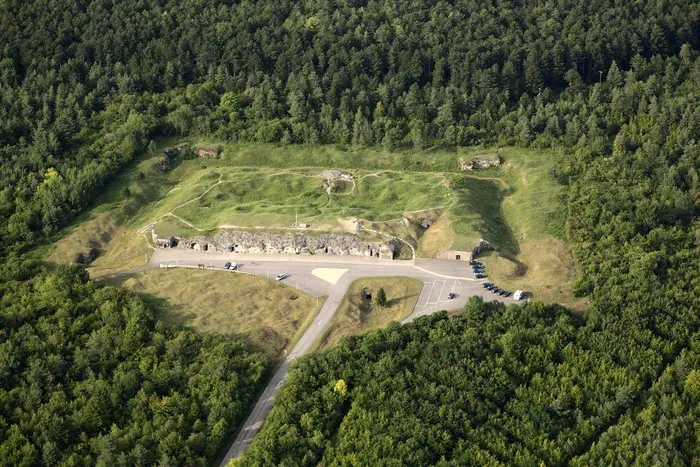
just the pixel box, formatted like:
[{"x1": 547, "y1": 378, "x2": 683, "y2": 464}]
[{"x1": 513, "y1": 290, "x2": 524, "y2": 301}]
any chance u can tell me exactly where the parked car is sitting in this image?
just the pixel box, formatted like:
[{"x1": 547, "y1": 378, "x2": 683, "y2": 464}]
[
  {"x1": 486, "y1": 284, "x2": 496, "y2": 290},
  {"x1": 275, "y1": 273, "x2": 286, "y2": 281},
  {"x1": 491, "y1": 287, "x2": 501, "y2": 293},
  {"x1": 513, "y1": 289, "x2": 525, "y2": 300},
  {"x1": 447, "y1": 293, "x2": 457, "y2": 299},
  {"x1": 503, "y1": 291, "x2": 512, "y2": 297},
  {"x1": 473, "y1": 268, "x2": 484, "y2": 273},
  {"x1": 224, "y1": 262, "x2": 231, "y2": 269},
  {"x1": 229, "y1": 262, "x2": 238, "y2": 270},
  {"x1": 471, "y1": 261, "x2": 483, "y2": 267},
  {"x1": 482, "y1": 282, "x2": 492, "y2": 288},
  {"x1": 475, "y1": 273, "x2": 487, "y2": 279},
  {"x1": 498, "y1": 290, "x2": 508, "y2": 296}
]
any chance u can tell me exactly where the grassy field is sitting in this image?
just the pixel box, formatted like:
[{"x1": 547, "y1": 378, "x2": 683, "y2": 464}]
[
  {"x1": 106, "y1": 269, "x2": 322, "y2": 357},
  {"x1": 48, "y1": 212, "x2": 153, "y2": 276},
  {"x1": 45, "y1": 140, "x2": 579, "y2": 306},
  {"x1": 477, "y1": 242, "x2": 587, "y2": 312},
  {"x1": 316, "y1": 277, "x2": 422, "y2": 350},
  {"x1": 456, "y1": 148, "x2": 583, "y2": 309},
  {"x1": 155, "y1": 167, "x2": 451, "y2": 232}
]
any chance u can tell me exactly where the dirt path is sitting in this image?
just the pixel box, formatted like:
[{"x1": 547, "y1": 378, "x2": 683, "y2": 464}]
[
  {"x1": 136, "y1": 167, "x2": 510, "y2": 258},
  {"x1": 138, "y1": 169, "x2": 322, "y2": 234}
]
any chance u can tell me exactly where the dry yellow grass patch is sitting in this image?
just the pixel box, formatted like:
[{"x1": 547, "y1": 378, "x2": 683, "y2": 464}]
[
  {"x1": 48, "y1": 212, "x2": 152, "y2": 278},
  {"x1": 87, "y1": 230, "x2": 152, "y2": 278},
  {"x1": 478, "y1": 238, "x2": 587, "y2": 312},
  {"x1": 417, "y1": 212, "x2": 455, "y2": 258},
  {"x1": 317, "y1": 277, "x2": 422, "y2": 350},
  {"x1": 108, "y1": 269, "x2": 320, "y2": 356},
  {"x1": 48, "y1": 213, "x2": 119, "y2": 265}
]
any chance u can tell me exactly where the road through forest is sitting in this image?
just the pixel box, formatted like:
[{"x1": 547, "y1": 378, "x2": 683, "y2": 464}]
[{"x1": 121, "y1": 249, "x2": 516, "y2": 464}]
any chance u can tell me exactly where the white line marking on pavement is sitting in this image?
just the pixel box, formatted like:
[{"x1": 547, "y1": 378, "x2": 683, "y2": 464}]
[
  {"x1": 423, "y1": 281, "x2": 436, "y2": 307},
  {"x1": 427, "y1": 280, "x2": 445, "y2": 307},
  {"x1": 437, "y1": 280, "x2": 447, "y2": 303},
  {"x1": 411, "y1": 265, "x2": 475, "y2": 281}
]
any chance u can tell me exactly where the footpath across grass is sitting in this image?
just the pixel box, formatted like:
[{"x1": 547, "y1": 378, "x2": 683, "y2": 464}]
[
  {"x1": 316, "y1": 277, "x2": 422, "y2": 350},
  {"x1": 45, "y1": 140, "x2": 580, "y2": 306}
]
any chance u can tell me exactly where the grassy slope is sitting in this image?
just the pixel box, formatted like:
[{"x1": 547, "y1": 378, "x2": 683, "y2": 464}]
[
  {"x1": 459, "y1": 148, "x2": 584, "y2": 310},
  {"x1": 105, "y1": 269, "x2": 321, "y2": 357},
  {"x1": 165, "y1": 167, "x2": 450, "y2": 231},
  {"x1": 46, "y1": 140, "x2": 579, "y2": 306},
  {"x1": 316, "y1": 277, "x2": 422, "y2": 350},
  {"x1": 47, "y1": 137, "x2": 187, "y2": 275}
]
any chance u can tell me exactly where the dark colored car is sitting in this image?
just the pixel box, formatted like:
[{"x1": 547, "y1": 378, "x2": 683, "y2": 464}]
[
  {"x1": 482, "y1": 282, "x2": 492, "y2": 288},
  {"x1": 476, "y1": 273, "x2": 487, "y2": 279},
  {"x1": 503, "y1": 291, "x2": 512, "y2": 297},
  {"x1": 447, "y1": 293, "x2": 457, "y2": 299},
  {"x1": 499, "y1": 290, "x2": 508, "y2": 296},
  {"x1": 491, "y1": 287, "x2": 500, "y2": 293},
  {"x1": 472, "y1": 261, "x2": 483, "y2": 267},
  {"x1": 473, "y1": 268, "x2": 484, "y2": 273},
  {"x1": 486, "y1": 284, "x2": 496, "y2": 290},
  {"x1": 224, "y1": 262, "x2": 231, "y2": 269}
]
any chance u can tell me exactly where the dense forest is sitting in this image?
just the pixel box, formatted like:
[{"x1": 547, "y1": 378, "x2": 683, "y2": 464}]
[
  {"x1": 0, "y1": 265, "x2": 269, "y2": 465},
  {"x1": 0, "y1": 0, "x2": 698, "y2": 252},
  {"x1": 240, "y1": 302, "x2": 700, "y2": 465},
  {"x1": 0, "y1": 0, "x2": 698, "y2": 464}
]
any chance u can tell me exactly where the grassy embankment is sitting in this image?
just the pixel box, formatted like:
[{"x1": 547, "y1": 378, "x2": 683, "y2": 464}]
[
  {"x1": 47, "y1": 140, "x2": 582, "y2": 311},
  {"x1": 460, "y1": 148, "x2": 585, "y2": 311},
  {"x1": 316, "y1": 277, "x2": 423, "y2": 350},
  {"x1": 105, "y1": 268, "x2": 322, "y2": 357}
]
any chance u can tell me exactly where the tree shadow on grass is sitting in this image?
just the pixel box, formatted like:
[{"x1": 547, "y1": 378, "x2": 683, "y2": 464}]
[
  {"x1": 385, "y1": 292, "x2": 420, "y2": 308},
  {"x1": 99, "y1": 277, "x2": 278, "y2": 357},
  {"x1": 451, "y1": 176, "x2": 520, "y2": 255}
]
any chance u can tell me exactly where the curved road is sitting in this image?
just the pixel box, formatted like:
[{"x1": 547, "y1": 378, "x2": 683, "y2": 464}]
[{"x1": 133, "y1": 249, "x2": 516, "y2": 465}]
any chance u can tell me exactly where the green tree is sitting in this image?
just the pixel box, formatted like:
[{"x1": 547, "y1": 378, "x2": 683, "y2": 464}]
[{"x1": 375, "y1": 288, "x2": 387, "y2": 307}]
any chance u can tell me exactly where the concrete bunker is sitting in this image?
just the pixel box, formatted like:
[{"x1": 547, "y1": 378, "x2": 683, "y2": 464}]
[
  {"x1": 155, "y1": 236, "x2": 177, "y2": 249},
  {"x1": 177, "y1": 230, "x2": 396, "y2": 259}
]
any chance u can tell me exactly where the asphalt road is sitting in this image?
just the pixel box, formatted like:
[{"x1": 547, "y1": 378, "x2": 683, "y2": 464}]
[{"x1": 143, "y1": 249, "x2": 516, "y2": 464}]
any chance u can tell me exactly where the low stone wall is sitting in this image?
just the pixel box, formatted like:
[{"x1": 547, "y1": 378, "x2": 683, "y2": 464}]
[
  {"x1": 436, "y1": 240, "x2": 492, "y2": 262},
  {"x1": 172, "y1": 230, "x2": 395, "y2": 260},
  {"x1": 436, "y1": 250, "x2": 470, "y2": 261},
  {"x1": 459, "y1": 155, "x2": 501, "y2": 170}
]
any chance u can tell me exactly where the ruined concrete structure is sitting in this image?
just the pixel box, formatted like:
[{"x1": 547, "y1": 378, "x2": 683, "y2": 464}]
[
  {"x1": 321, "y1": 170, "x2": 353, "y2": 181},
  {"x1": 155, "y1": 146, "x2": 187, "y2": 171},
  {"x1": 155, "y1": 236, "x2": 177, "y2": 248},
  {"x1": 159, "y1": 230, "x2": 396, "y2": 259},
  {"x1": 470, "y1": 239, "x2": 492, "y2": 261},
  {"x1": 459, "y1": 154, "x2": 501, "y2": 171},
  {"x1": 163, "y1": 146, "x2": 186, "y2": 158},
  {"x1": 194, "y1": 146, "x2": 220, "y2": 158},
  {"x1": 74, "y1": 247, "x2": 97, "y2": 264},
  {"x1": 437, "y1": 250, "x2": 470, "y2": 261}
]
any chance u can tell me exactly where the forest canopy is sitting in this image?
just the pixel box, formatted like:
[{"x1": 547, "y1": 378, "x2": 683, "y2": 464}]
[
  {"x1": 0, "y1": 266, "x2": 269, "y2": 465},
  {"x1": 0, "y1": 0, "x2": 698, "y2": 251},
  {"x1": 0, "y1": 0, "x2": 698, "y2": 463}
]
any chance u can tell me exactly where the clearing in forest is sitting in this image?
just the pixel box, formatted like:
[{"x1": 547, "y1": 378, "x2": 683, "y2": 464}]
[{"x1": 46, "y1": 140, "x2": 578, "y2": 305}]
